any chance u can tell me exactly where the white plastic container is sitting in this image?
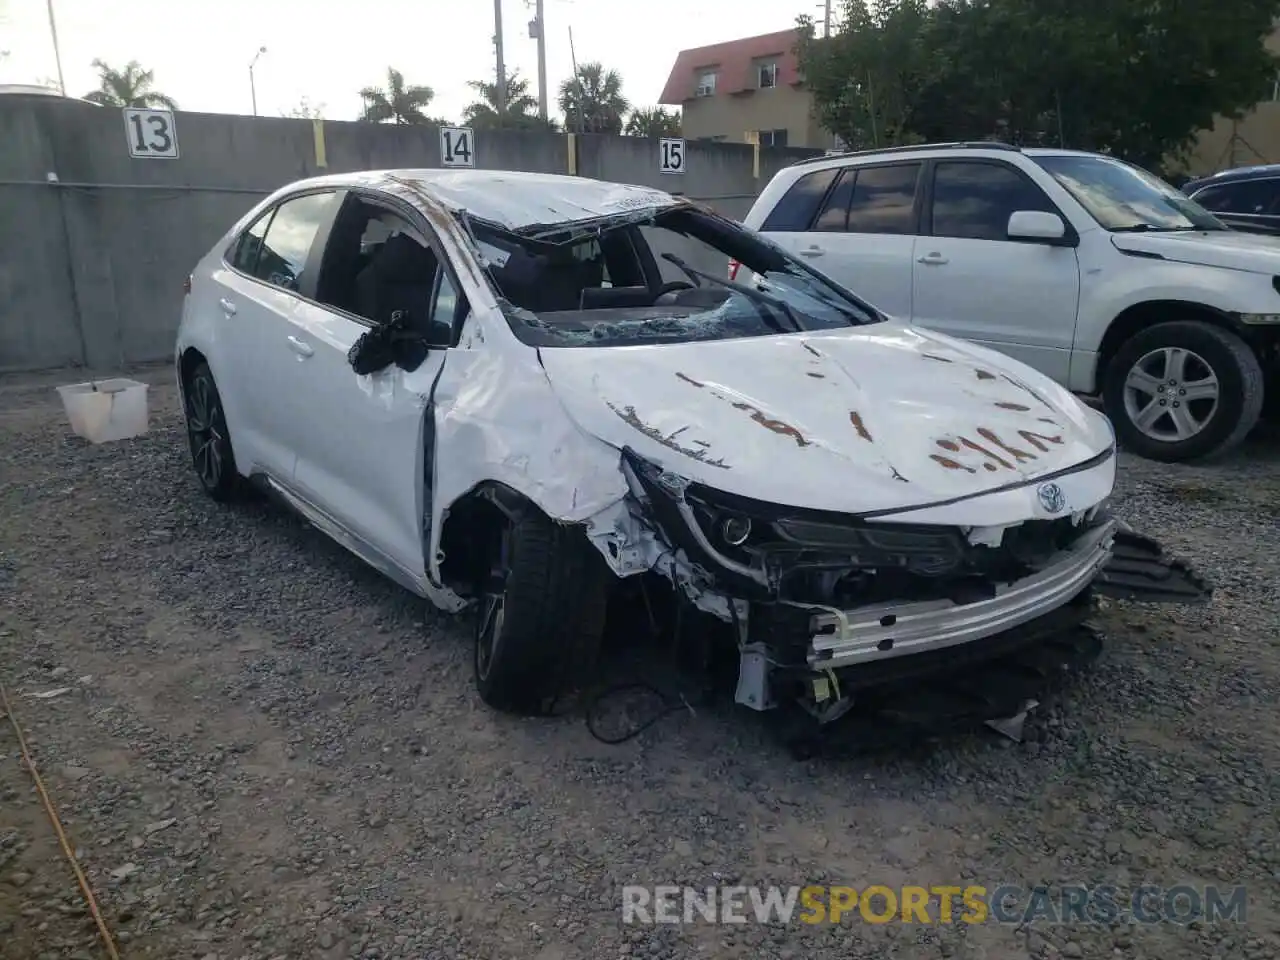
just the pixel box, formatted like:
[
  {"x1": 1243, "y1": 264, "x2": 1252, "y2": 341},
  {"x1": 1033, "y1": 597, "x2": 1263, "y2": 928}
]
[{"x1": 56, "y1": 378, "x2": 150, "y2": 443}]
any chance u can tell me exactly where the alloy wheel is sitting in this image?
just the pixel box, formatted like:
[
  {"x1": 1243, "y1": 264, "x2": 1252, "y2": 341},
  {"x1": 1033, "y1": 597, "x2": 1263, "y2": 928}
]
[
  {"x1": 186, "y1": 375, "x2": 225, "y2": 489},
  {"x1": 474, "y1": 525, "x2": 511, "y2": 683},
  {"x1": 1122, "y1": 346, "x2": 1220, "y2": 443}
]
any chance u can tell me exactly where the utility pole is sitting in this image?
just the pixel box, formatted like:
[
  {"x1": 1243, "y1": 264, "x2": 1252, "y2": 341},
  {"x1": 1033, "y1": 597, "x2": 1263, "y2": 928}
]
[
  {"x1": 823, "y1": 0, "x2": 832, "y2": 37},
  {"x1": 46, "y1": 0, "x2": 66, "y2": 96},
  {"x1": 568, "y1": 25, "x2": 585, "y2": 134},
  {"x1": 494, "y1": 0, "x2": 507, "y2": 119},
  {"x1": 529, "y1": 0, "x2": 548, "y2": 121}
]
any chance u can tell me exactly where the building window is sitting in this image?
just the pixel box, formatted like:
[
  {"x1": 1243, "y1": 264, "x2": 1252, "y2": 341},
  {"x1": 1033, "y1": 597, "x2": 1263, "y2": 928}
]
[
  {"x1": 758, "y1": 62, "x2": 779, "y2": 89},
  {"x1": 695, "y1": 70, "x2": 717, "y2": 97},
  {"x1": 757, "y1": 129, "x2": 789, "y2": 148}
]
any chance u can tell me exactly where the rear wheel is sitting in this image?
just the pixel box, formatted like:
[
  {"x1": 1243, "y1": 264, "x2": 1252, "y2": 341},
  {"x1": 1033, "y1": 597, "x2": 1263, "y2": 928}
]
[
  {"x1": 474, "y1": 509, "x2": 611, "y2": 715},
  {"x1": 184, "y1": 363, "x2": 241, "y2": 501},
  {"x1": 1103, "y1": 320, "x2": 1264, "y2": 462}
]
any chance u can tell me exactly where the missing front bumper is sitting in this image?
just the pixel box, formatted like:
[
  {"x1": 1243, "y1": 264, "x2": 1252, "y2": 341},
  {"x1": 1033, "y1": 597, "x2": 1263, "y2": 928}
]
[{"x1": 804, "y1": 520, "x2": 1117, "y2": 670}]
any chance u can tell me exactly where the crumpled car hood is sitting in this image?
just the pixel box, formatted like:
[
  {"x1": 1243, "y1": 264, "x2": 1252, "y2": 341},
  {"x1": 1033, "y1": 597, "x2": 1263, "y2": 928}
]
[
  {"x1": 538, "y1": 323, "x2": 1114, "y2": 515},
  {"x1": 1111, "y1": 229, "x2": 1280, "y2": 274}
]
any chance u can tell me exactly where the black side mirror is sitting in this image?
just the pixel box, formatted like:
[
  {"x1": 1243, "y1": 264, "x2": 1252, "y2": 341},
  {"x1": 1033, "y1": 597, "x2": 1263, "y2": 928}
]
[{"x1": 347, "y1": 310, "x2": 429, "y2": 375}]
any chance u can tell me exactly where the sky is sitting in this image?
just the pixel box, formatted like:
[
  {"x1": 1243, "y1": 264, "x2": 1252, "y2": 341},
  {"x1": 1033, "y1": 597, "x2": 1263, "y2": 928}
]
[{"x1": 0, "y1": 0, "x2": 821, "y2": 123}]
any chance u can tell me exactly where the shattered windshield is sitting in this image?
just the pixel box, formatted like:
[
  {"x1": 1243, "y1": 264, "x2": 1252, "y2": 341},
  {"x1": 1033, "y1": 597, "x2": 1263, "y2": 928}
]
[{"x1": 464, "y1": 204, "x2": 884, "y2": 348}]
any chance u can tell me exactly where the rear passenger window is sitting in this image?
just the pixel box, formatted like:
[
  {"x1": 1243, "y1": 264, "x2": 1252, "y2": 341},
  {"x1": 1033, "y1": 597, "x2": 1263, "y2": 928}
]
[
  {"x1": 228, "y1": 211, "x2": 272, "y2": 275},
  {"x1": 1193, "y1": 180, "x2": 1277, "y2": 215},
  {"x1": 760, "y1": 167, "x2": 839, "y2": 231},
  {"x1": 254, "y1": 192, "x2": 340, "y2": 292},
  {"x1": 845, "y1": 163, "x2": 920, "y2": 235},
  {"x1": 930, "y1": 161, "x2": 1052, "y2": 241}
]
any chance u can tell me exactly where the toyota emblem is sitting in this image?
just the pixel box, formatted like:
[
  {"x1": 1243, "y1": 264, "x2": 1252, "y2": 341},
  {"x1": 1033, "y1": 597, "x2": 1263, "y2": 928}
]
[{"x1": 1037, "y1": 482, "x2": 1066, "y2": 514}]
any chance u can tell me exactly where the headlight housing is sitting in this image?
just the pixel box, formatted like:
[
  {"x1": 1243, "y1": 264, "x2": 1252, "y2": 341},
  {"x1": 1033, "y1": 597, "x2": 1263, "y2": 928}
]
[{"x1": 623, "y1": 448, "x2": 968, "y2": 582}]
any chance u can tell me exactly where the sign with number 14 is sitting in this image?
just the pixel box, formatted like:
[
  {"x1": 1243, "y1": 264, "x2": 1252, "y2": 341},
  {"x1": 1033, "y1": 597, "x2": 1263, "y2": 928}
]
[{"x1": 440, "y1": 126, "x2": 475, "y2": 168}]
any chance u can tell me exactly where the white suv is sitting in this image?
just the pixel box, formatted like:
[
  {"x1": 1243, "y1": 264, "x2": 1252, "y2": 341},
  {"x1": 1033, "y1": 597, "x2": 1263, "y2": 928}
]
[{"x1": 743, "y1": 143, "x2": 1280, "y2": 463}]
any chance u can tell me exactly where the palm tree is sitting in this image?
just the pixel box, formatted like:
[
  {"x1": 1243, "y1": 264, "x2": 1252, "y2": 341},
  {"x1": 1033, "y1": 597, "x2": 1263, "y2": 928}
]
[
  {"x1": 625, "y1": 107, "x2": 681, "y2": 138},
  {"x1": 463, "y1": 71, "x2": 554, "y2": 130},
  {"x1": 283, "y1": 97, "x2": 325, "y2": 119},
  {"x1": 82, "y1": 59, "x2": 177, "y2": 109},
  {"x1": 358, "y1": 67, "x2": 443, "y2": 125},
  {"x1": 557, "y1": 62, "x2": 629, "y2": 135}
]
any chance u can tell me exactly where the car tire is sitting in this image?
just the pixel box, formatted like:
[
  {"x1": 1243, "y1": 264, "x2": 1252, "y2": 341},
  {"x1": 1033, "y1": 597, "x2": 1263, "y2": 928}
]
[
  {"x1": 183, "y1": 363, "x2": 241, "y2": 501},
  {"x1": 1103, "y1": 320, "x2": 1264, "y2": 462},
  {"x1": 473, "y1": 508, "x2": 611, "y2": 715}
]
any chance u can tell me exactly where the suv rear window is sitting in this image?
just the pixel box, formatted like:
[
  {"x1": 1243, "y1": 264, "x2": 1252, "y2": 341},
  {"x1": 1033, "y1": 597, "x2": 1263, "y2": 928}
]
[{"x1": 760, "y1": 167, "x2": 839, "y2": 231}]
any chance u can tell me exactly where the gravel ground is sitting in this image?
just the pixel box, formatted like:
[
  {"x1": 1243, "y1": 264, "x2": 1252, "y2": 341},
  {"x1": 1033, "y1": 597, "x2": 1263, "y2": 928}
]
[{"x1": 1, "y1": 365, "x2": 1278, "y2": 960}]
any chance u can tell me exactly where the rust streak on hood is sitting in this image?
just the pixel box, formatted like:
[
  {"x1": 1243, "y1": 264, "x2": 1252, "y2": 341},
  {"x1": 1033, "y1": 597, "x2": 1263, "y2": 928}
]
[
  {"x1": 849, "y1": 411, "x2": 873, "y2": 442},
  {"x1": 732, "y1": 402, "x2": 808, "y2": 447}
]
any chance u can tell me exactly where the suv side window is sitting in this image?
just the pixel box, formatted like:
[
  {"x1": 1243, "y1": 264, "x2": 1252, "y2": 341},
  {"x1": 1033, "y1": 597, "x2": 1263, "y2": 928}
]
[
  {"x1": 812, "y1": 170, "x2": 856, "y2": 231},
  {"x1": 255, "y1": 192, "x2": 341, "y2": 292},
  {"x1": 228, "y1": 210, "x2": 273, "y2": 275},
  {"x1": 760, "y1": 167, "x2": 839, "y2": 231},
  {"x1": 845, "y1": 163, "x2": 921, "y2": 235},
  {"x1": 930, "y1": 161, "x2": 1053, "y2": 241},
  {"x1": 1193, "y1": 179, "x2": 1277, "y2": 215}
]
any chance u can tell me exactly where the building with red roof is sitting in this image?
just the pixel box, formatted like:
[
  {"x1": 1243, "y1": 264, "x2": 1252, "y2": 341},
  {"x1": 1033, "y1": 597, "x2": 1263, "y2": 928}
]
[{"x1": 658, "y1": 28, "x2": 836, "y2": 149}]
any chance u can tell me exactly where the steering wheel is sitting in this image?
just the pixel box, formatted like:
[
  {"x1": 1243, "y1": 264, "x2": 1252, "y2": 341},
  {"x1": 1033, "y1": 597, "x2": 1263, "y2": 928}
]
[{"x1": 658, "y1": 280, "x2": 697, "y2": 296}]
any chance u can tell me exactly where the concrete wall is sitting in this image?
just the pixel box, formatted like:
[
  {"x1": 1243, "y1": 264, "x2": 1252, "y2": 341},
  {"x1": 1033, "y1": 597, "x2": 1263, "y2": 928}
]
[{"x1": 0, "y1": 96, "x2": 820, "y2": 372}]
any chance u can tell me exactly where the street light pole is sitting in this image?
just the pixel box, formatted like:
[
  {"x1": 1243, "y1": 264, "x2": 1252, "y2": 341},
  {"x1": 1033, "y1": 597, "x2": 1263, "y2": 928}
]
[
  {"x1": 249, "y1": 46, "x2": 266, "y2": 116},
  {"x1": 46, "y1": 0, "x2": 67, "y2": 96}
]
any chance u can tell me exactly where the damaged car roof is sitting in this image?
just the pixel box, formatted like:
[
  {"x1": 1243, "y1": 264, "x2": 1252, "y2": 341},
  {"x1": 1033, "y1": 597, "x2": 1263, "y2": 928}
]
[{"x1": 296, "y1": 168, "x2": 682, "y2": 231}]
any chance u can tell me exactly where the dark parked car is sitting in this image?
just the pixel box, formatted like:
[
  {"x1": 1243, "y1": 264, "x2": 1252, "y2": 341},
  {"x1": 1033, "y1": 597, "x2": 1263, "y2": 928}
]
[{"x1": 1183, "y1": 164, "x2": 1280, "y2": 236}]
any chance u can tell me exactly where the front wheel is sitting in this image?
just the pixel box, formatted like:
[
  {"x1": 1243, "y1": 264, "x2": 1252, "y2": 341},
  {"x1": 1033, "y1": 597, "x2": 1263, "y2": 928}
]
[
  {"x1": 1103, "y1": 320, "x2": 1264, "y2": 462},
  {"x1": 474, "y1": 509, "x2": 611, "y2": 715}
]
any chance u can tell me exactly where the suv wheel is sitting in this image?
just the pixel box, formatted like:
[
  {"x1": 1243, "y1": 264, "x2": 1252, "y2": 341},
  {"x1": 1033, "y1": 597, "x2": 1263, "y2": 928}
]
[
  {"x1": 1103, "y1": 320, "x2": 1264, "y2": 462},
  {"x1": 184, "y1": 363, "x2": 241, "y2": 500},
  {"x1": 474, "y1": 508, "x2": 611, "y2": 715}
]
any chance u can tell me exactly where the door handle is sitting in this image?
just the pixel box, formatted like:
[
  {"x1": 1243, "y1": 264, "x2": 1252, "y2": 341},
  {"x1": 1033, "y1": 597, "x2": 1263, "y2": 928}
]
[
  {"x1": 917, "y1": 252, "x2": 949, "y2": 265},
  {"x1": 286, "y1": 335, "x2": 314, "y2": 359},
  {"x1": 219, "y1": 298, "x2": 237, "y2": 315},
  {"x1": 798, "y1": 247, "x2": 825, "y2": 257}
]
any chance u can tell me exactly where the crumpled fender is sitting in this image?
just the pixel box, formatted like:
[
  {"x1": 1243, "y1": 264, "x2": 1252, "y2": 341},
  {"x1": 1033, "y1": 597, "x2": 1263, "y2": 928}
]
[{"x1": 425, "y1": 328, "x2": 628, "y2": 585}]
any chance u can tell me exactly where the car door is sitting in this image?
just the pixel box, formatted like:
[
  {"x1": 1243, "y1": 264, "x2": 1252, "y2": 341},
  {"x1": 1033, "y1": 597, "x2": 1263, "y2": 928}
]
[
  {"x1": 910, "y1": 159, "x2": 1081, "y2": 383},
  {"x1": 283, "y1": 193, "x2": 463, "y2": 592},
  {"x1": 214, "y1": 190, "x2": 344, "y2": 481},
  {"x1": 787, "y1": 162, "x2": 922, "y2": 318}
]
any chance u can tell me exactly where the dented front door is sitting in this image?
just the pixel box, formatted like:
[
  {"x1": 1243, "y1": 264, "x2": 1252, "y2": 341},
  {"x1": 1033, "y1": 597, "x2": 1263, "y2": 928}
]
[{"x1": 287, "y1": 299, "x2": 438, "y2": 589}]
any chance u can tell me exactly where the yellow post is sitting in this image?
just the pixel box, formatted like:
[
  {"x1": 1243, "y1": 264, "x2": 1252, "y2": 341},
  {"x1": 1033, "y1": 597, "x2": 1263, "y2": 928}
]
[
  {"x1": 312, "y1": 118, "x2": 327, "y2": 168},
  {"x1": 744, "y1": 131, "x2": 760, "y2": 180}
]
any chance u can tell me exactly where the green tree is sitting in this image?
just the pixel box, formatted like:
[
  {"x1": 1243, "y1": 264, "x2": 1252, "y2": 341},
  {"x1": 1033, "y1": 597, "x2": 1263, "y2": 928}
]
[
  {"x1": 82, "y1": 59, "x2": 177, "y2": 109},
  {"x1": 625, "y1": 106, "x2": 681, "y2": 138},
  {"x1": 799, "y1": 0, "x2": 1280, "y2": 170},
  {"x1": 359, "y1": 67, "x2": 445, "y2": 125},
  {"x1": 463, "y1": 71, "x2": 555, "y2": 130},
  {"x1": 557, "y1": 62, "x2": 629, "y2": 134}
]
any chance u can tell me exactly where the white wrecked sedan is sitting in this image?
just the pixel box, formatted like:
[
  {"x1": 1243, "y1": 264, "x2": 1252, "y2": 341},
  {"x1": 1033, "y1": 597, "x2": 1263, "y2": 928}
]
[{"x1": 175, "y1": 169, "x2": 1208, "y2": 722}]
